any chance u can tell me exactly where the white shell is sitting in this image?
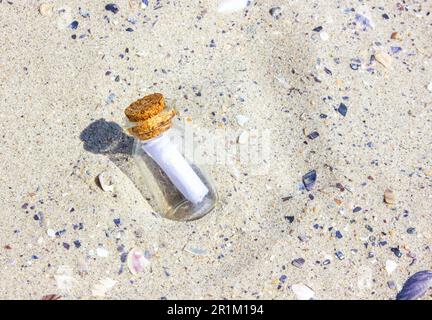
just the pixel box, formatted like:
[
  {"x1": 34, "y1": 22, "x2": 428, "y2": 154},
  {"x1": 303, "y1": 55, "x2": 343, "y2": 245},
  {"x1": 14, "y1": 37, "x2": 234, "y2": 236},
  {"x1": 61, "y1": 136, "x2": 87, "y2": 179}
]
[
  {"x1": 97, "y1": 171, "x2": 114, "y2": 192},
  {"x1": 96, "y1": 247, "x2": 109, "y2": 258},
  {"x1": 127, "y1": 248, "x2": 150, "y2": 275},
  {"x1": 291, "y1": 283, "x2": 315, "y2": 300},
  {"x1": 235, "y1": 115, "x2": 249, "y2": 127},
  {"x1": 92, "y1": 278, "x2": 117, "y2": 297},
  {"x1": 427, "y1": 82, "x2": 432, "y2": 92},
  {"x1": 385, "y1": 259, "x2": 398, "y2": 275},
  {"x1": 218, "y1": 0, "x2": 250, "y2": 13},
  {"x1": 238, "y1": 131, "x2": 249, "y2": 144}
]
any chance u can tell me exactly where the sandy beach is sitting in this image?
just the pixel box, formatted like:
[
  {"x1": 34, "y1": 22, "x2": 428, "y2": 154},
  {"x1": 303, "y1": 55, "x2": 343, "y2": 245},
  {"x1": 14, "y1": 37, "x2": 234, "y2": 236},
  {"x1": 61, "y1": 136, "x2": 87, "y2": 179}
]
[{"x1": 0, "y1": 0, "x2": 431, "y2": 300}]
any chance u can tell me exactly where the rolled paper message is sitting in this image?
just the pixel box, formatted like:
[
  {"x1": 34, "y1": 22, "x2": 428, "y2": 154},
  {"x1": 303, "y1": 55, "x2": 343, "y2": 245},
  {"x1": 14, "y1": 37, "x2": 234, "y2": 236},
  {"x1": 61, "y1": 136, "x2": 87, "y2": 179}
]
[{"x1": 142, "y1": 134, "x2": 209, "y2": 204}]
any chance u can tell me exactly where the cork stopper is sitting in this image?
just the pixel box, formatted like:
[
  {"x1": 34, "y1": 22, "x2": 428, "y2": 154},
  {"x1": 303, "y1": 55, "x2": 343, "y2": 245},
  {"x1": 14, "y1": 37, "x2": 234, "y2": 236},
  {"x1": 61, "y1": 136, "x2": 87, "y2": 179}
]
[{"x1": 124, "y1": 93, "x2": 176, "y2": 140}]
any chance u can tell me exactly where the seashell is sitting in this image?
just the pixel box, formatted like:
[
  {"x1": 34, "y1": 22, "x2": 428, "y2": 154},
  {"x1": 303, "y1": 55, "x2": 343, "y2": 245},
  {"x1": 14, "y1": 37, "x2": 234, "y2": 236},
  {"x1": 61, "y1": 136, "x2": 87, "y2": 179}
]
[
  {"x1": 127, "y1": 248, "x2": 150, "y2": 275},
  {"x1": 235, "y1": 115, "x2": 249, "y2": 127},
  {"x1": 39, "y1": 3, "x2": 53, "y2": 16},
  {"x1": 217, "y1": 0, "x2": 250, "y2": 13},
  {"x1": 385, "y1": 260, "x2": 398, "y2": 275},
  {"x1": 92, "y1": 278, "x2": 117, "y2": 297},
  {"x1": 291, "y1": 283, "x2": 315, "y2": 300},
  {"x1": 97, "y1": 171, "x2": 114, "y2": 192},
  {"x1": 384, "y1": 188, "x2": 396, "y2": 204},
  {"x1": 237, "y1": 131, "x2": 249, "y2": 144},
  {"x1": 397, "y1": 270, "x2": 432, "y2": 300}
]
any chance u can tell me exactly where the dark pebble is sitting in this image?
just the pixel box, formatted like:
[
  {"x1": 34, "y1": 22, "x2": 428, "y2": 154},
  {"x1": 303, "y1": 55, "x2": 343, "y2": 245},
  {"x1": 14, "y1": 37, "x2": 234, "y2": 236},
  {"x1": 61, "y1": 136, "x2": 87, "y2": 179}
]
[
  {"x1": 284, "y1": 215, "x2": 294, "y2": 223},
  {"x1": 302, "y1": 170, "x2": 317, "y2": 191},
  {"x1": 269, "y1": 7, "x2": 282, "y2": 20},
  {"x1": 105, "y1": 3, "x2": 119, "y2": 14},
  {"x1": 335, "y1": 251, "x2": 345, "y2": 260},
  {"x1": 337, "y1": 103, "x2": 348, "y2": 116},
  {"x1": 407, "y1": 227, "x2": 416, "y2": 234},
  {"x1": 391, "y1": 247, "x2": 402, "y2": 258},
  {"x1": 335, "y1": 230, "x2": 343, "y2": 239},
  {"x1": 312, "y1": 26, "x2": 323, "y2": 32},
  {"x1": 125, "y1": 27, "x2": 134, "y2": 32},
  {"x1": 292, "y1": 258, "x2": 305, "y2": 268},
  {"x1": 382, "y1": 13, "x2": 390, "y2": 20},
  {"x1": 307, "y1": 131, "x2": 320, "y2": 140},
  {"x1": 69, "y1": 20, "x2": 79, "y2": 30},
  {"x1": 63, "y1": 242, "x2": 70, "y2": 250},
  {"x1": 350, "y1": 63, "x2": 360, "y2": 70},
  {"x1": 73, "y1": 240, "x2": 81, "y2": 248},
  {"x1": 114, "y1": 218, "x2": 121, "y2": 226},
  {"x1": 353, "y1": 206, "x2": 362, "y2": 213}
]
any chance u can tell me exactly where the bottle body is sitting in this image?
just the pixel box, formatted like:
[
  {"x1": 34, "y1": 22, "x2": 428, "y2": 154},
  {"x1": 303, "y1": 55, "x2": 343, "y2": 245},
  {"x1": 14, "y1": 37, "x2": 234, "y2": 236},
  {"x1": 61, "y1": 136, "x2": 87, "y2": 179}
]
[{"x1": 132, "y1": 124, "x2": 217, "y2": 221}]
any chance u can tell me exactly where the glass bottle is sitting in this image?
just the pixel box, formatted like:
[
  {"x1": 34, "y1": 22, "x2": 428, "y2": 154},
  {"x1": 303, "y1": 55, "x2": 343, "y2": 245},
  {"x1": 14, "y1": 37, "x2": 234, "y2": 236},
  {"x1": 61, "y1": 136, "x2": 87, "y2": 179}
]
[{"x1": 125, "y1": 98, "x2": 218, "y2": 221}]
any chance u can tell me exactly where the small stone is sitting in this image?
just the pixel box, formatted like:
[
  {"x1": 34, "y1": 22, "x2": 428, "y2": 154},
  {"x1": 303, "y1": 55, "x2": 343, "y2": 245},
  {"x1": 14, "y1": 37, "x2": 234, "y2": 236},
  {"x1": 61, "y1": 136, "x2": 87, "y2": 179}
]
[
  {"x1": 374, "y1": 51, "x2": 392, "y2": 68},
  {"x1": 386, "y1": 259, "x2": 398, "y2": 275},
  {"x1": 47, "y1": 229, "x2": 56, "y2": 238},
  {"x1": 269, "y1": 7, "x2": 282, "y2": 20},
  {"x1": 353, "y1": 206, "x2": 362, "y2": 213},
  {"x1": 337, "y1": 103, "x2": 348, "y2": 116},
  {"x1": 335, "y1": 230, "x2": 343, "y2": 239},
  {"x1": 291, "y1": 258, "x2": 305, "y2": 268},
  {"x1": 302, "y1": 170, "x2": 317, "y2": 191},
  {"x1": 335, "y1": 251, "x2": 345, "y2": 260},
  {"x1": 307, "y1": 131, "x2": 320, "y2": 140},
  {"x1": 391, "y1": 32, "x2": 400, "y2": 40},
  {"x1": 105, "y1": 3, "x2": 119, "y2": 14},
  {"x1": 237, "y1": 131, "x2": 249, "y2": 144},
  {"x1": 312, "y1": 26, "x2": 323, "y2": 32},
  {"x1": 39, "y1": 3, "x2": 53, "y2": 16},
  {"x1": 69, "y1": 21, "x2": 79, "y2": 30},
  {"x1": 391, "y1": 247, "x2": 402, "y2": 258},
  {"x1": 387, "y1": 280, "x2": 397, "y2": 290},
  {"x1": 384, "y1": 189, "x2": 396, "y2": 204},
  {"x1": 407, "y1": 227, "x2": 416, "y2": 235},
  {"x1": 291, "y1": 284, "x2": 315, "y2": 300},
  {"x1": 284, "y1": 215, "x2": 294, "y2": 223}
]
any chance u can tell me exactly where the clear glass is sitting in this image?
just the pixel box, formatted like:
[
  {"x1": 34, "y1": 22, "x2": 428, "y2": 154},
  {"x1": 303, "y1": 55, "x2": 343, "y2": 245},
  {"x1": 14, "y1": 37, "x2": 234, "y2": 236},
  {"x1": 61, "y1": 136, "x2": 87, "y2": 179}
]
[{"x1": 131, "y1": 120, "x2": 218, "y2": 221}]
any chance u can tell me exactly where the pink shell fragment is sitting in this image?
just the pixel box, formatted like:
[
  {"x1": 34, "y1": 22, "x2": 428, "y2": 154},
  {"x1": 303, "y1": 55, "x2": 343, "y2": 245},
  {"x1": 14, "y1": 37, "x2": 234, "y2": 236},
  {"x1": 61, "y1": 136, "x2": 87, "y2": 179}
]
[{"x1": 127, "y1": 248, "x2": 150, "y2": 275}]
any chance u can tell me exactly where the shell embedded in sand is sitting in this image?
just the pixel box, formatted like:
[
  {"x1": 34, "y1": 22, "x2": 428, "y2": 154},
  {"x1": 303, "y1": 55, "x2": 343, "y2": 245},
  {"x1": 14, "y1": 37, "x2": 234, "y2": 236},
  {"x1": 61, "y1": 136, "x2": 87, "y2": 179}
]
[
  {"x1": 127, "y1": 248, "x2": 150, "y2": 275},
  {"x1": 97, "y1": 172, "x2": 114, "y2": 192}
]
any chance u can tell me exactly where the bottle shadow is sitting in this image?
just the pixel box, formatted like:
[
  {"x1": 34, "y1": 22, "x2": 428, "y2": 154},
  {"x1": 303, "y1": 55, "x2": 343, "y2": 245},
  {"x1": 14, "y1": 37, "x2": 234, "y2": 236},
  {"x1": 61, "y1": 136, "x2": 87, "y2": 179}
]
[{"x1": 80, "y1": 119, "x2": 150, "y2": 203}]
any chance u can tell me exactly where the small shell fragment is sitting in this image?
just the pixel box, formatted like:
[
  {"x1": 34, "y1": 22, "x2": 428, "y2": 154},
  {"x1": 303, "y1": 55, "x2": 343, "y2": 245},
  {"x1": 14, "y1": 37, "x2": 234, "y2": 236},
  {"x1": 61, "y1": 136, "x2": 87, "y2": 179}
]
[
  {"x1": 127, "y1": 248, "x2": 150, "y2": 275},
  {"x1": 384, "y1": 188, "x2": 396, "y2": 204},
  {"x1": 97, "y1": 172, "x2": 114, "y2": 192},
  {"x1": 92, "y1": 278, "x2": 117, "y2": 297},
  {"x1": 386, "y1": 259, "x2": 398, "y2": 275},
  {"x1": 235, "y1": 115, "x2": 249, "y2": 127},
  {"x1": 217, "y1": 0, "x2": 250, "y2": 13},
  {"x1": 291, "y1": 283, "x2": 315, "y2": 300},
  {"x1": 375, "y1": 51, "x2": 392, "y2": 68},
  {"x1": 238, "y1": 131, "x2": 249, "y2": 144},
  {"x1": 39, "y1": 3, "x2": 53, "y2": 16}
]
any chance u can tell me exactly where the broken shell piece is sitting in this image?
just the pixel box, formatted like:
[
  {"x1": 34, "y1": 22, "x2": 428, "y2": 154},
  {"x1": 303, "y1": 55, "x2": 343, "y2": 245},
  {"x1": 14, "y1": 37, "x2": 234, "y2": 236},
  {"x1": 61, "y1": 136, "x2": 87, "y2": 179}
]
[
  {"x1": 384, "y1": 188, "x2": 396, "y2": 204},
  {"x1": 386, "y1": 259, "x2": 398, "y2": 275},
  {"x1": 92, "y1": 278, "x2": 117, "y2": 297},
  {"x1": 235, "y1": 114, "x2": 249, "y2": 127},
  {"x1": 97, "y1": 172, "x2": 114, "y2": 192},
  {"x1": 39, "y1": 3, "x2": 53, "y2": 16},
  {"x1": 291, "y1": 283, "x2": 315, "y2": 300},
  {"x1": 127, "y1": 248, "x2": 150, "y2": 275},
  {"x1": 374, "y1": 51, "x2": 392, "y2": 68},
  {"x1": 238, "y1": 131, "x2": 249, "y2": 144}
]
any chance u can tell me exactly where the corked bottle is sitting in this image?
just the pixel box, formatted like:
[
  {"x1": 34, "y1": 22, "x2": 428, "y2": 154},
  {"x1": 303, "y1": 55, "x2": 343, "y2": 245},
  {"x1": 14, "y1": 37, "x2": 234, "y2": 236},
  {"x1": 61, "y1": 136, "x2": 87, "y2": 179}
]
[{"x1": 124, "y1": 93, "x2": 217, "y2": 221}]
